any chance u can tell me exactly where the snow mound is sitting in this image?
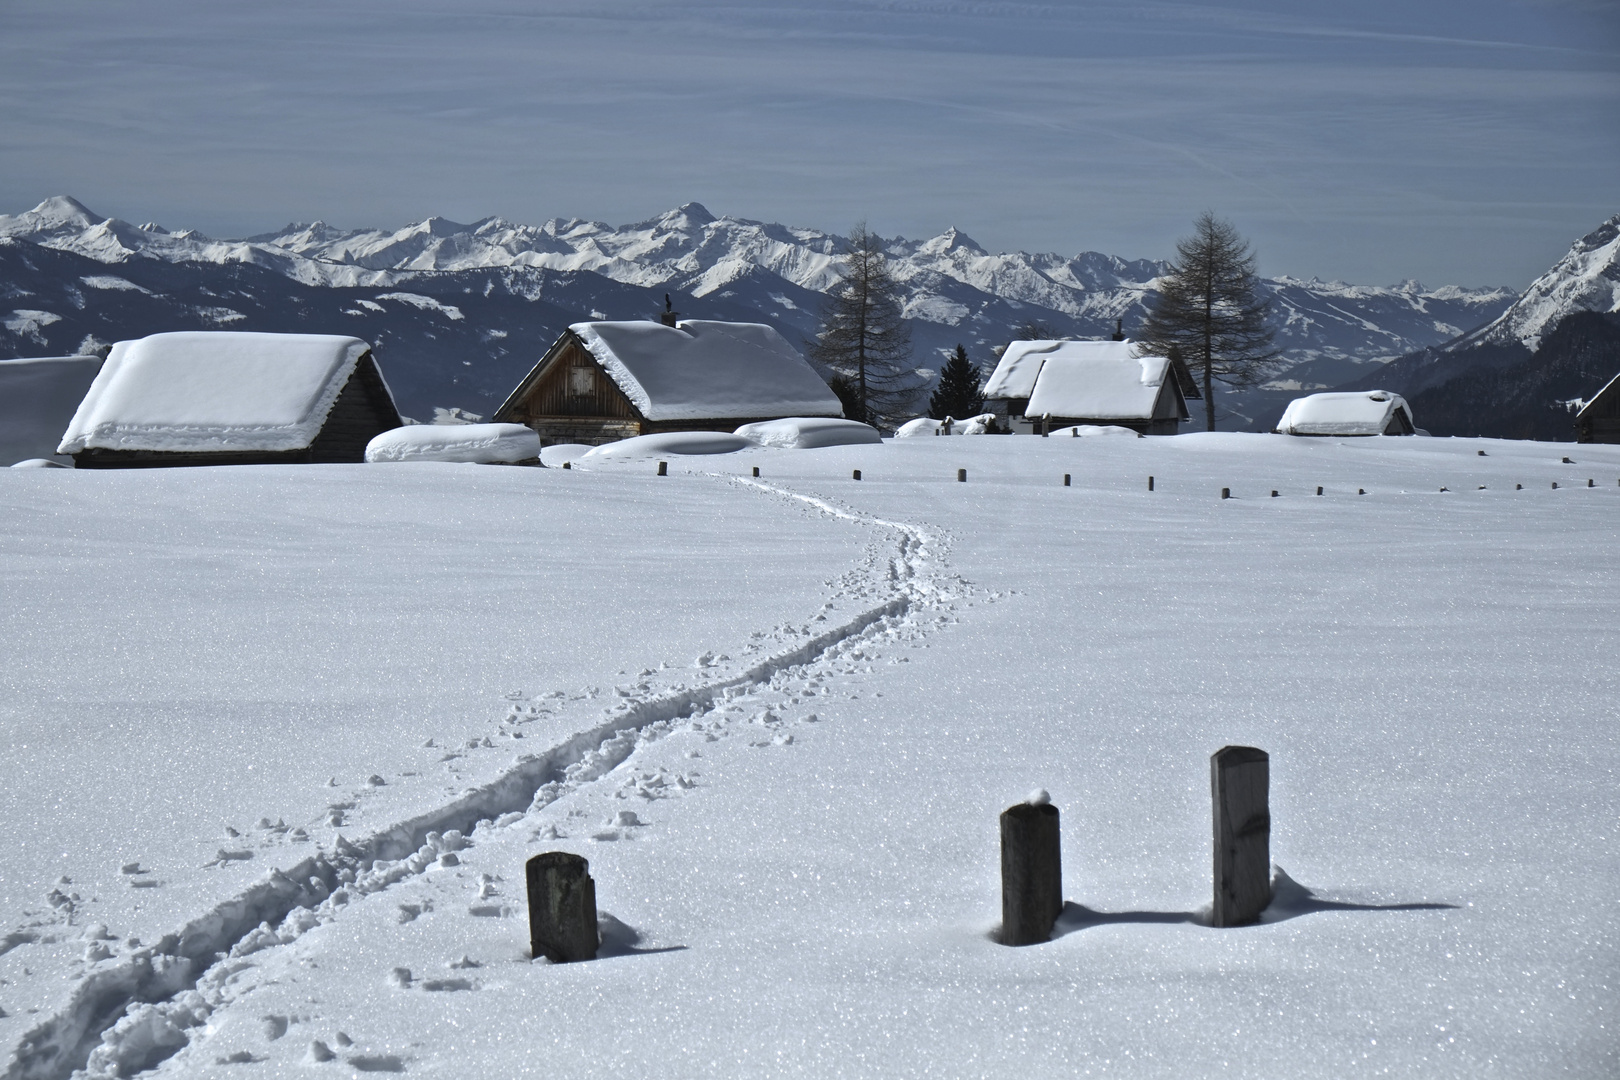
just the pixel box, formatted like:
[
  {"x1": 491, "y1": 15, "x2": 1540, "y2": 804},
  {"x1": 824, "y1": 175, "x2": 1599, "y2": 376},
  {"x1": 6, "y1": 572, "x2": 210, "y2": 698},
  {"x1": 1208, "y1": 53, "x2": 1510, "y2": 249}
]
[
  {"x1": 733, "y1": 417, "x2": 881, "y2": 449},
  {"x1": 539, "y1": 443, "x2": 596, "y2": 467},
  {"x1": 895, "y1": 414, "x2": 996, "y2": 438},
  {"x1": 365, "y1": 423, "x2": 540, "y2": 464},
  {"x1": 580, "y1": 431, "x2": 753, "y2": 460},
  {"x1": 1051, "y1": 424, "x2": 1140, "y2": 438},
  {"x1": 57, "y1": 332, "x2": 370, "y2": 454},
  {"x1": 10, "y1": 457, "x2": 72, "y2": 469}
]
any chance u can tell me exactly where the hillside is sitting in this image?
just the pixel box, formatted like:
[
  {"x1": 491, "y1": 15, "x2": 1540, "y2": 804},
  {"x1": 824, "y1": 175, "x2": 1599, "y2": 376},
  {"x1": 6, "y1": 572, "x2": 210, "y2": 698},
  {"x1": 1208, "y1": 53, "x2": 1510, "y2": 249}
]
[
  {"x1": 0, "y1": 198, "x2": 1515, "y2": 429},
  {"x1": 1331, "y1": 216, "x2": 1620, "y2": 439}
]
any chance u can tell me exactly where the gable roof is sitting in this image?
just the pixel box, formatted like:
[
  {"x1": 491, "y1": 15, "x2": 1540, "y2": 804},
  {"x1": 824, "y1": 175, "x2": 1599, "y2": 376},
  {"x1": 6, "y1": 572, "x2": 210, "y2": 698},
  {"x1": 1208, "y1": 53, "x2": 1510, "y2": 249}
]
[
  {"x1": 1276, "y1": 391, "x2": 1414, "y2": 435},
  {"x1": 0, "y1": 356, "x2": 103, "y2": 465},
  {"x1": 1023, "y1": 351, "x2": 1182, "y2": 421},
  {"x1": 1575, "y1": 371, "x2": 1620, "y2": 418},
  {"x1": 559, "y1": 320, "x2": 841, "y2": 422},
  {"x1": 58, "y1": 332, "x2": 373, "y2": 454},
  {"x1": 983, "y1": 339, "x2": 1138, "y2": 400}
]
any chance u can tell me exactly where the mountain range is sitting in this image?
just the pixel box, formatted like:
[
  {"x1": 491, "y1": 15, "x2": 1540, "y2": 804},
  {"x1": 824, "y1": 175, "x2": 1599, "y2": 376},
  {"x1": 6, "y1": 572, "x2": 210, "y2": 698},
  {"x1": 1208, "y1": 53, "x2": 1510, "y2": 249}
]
[{"x1": 0, "y1": 196, "x2": 1529, "y2": 428}]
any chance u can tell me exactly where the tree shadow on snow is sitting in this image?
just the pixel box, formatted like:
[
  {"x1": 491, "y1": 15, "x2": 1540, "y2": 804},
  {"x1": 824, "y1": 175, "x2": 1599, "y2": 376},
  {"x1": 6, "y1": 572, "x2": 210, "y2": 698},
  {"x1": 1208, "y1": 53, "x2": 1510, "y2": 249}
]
[{"x1": 1046, "y1": 866, "x2": 1457, "y2": 939}]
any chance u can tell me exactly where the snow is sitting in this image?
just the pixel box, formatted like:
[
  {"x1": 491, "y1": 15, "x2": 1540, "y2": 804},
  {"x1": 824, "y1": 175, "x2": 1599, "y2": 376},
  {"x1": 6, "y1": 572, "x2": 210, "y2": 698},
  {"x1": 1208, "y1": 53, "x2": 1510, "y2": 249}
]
[
  {"x1": 365, "y1": 424, "x2": 540, "y2": 464},
  {"x1": 894, "y1": 414, "x2": 997, "y2": 437},
  {"x1": 1051, "y1": 424, "x2": 1140, "y2": 438},
  {"x1": 579, "y1": 431, "x2": 754, "y2": 459},
  {"x1": 982, "y1": 339, "x2": 1138, "y2": 401},
  {"x1": 1024, "y1": 350, "x2": 1170, "y2": 421},
  {"x1": 2, "y1": 434, "x2": 1618, "y2": 1078},
  {"x1": 1277, "y1": 391, "x2": 1413, "y2": 436},
  {"x1": 733, "y1": 417, "x2": 881, "y2": 449},
  {"x1": 0, "y1": 355, "x2": 102, "y2": 465},
  {"x1": 538, "y1": 443, "x2": 596, "y2": 467},
  {"x1": 572, "y1": 320, "x2": 843, "y2": 422},
  {"x1": 57, "y1": 332, "x2": 371, "y2": 454},
  {"x1": 374, "y1": 293, "x2": 465, "y2": 321}
]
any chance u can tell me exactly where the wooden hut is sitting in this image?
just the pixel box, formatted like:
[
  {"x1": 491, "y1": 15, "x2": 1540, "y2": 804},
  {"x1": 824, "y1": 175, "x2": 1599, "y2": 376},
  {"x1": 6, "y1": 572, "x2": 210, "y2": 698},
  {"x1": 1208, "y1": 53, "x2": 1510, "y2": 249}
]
[
  {"x1": 1575, "y1": 372, "x2": 1620, "y2": 443},
  {"x1": 1275, "y1": 391, "x2": 1416, "y2": 436},
  {"x1": 59, "y1": 332, "x2": 401, "y2": 467},
  {"x1": 982, "y1": 340, "x2": 1192, "y2": 436},
  {"x1": 0, "y1": 355, "x2": 104, "y2": 465},
  {"x1": 492, "y1": 320, "x2": 842, "y2": 446}
]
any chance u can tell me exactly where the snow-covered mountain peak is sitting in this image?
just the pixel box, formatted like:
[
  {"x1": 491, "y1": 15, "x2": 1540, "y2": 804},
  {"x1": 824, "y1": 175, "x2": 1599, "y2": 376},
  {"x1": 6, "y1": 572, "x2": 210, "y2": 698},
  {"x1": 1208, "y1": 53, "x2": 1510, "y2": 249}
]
[
  {"x1": 1474, "y1": 213, "x2": 1620, "y2": 351},
  {"x1": 915, "y1": 227, "x2": 986, "y2": 257}
]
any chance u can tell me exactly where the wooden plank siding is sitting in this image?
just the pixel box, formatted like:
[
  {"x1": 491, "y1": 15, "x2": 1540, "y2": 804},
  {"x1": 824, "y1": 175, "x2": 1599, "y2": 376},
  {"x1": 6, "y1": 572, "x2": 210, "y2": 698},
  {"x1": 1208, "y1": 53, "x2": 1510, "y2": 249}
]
[
  {"x1": 493, "y1": 332, "x2": 646, "y2": 446},
  {"x1": 74, "y1": 352, "x2": 402, "y2": 468}
]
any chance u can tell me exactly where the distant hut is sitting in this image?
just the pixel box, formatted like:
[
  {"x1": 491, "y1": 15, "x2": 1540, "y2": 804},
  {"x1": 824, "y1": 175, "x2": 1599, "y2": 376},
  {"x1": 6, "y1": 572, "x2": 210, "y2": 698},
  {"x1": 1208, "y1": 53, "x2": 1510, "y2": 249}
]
[
  {"x1": 1575, "y1": 372, "x2": 1620, "y2": 443},
  {"x1": 58, "y1": 332, "x2": 401, "y2": 468},
  {"x1": 492, "y1": 319, "x2": 842, "y2": 446},
  {"x1": 0, "y1": 355, "x2": 104, "y2": 465},
  {"x1": 1275, "y1": 391, "x2": 1416, "y2": 436},
  {"x1": 981, "y1": 339, "x2": 1193, "y2": 436}
]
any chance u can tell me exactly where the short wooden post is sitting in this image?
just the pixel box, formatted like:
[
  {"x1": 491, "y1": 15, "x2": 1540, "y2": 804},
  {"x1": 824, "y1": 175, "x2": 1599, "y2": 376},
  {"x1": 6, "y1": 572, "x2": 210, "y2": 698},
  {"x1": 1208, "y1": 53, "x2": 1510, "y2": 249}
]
[
  {"x1": 957, "y1": 468, "x2": 967, "y2": 483},
  {"x1": 1478, "y1": 450, "x2": 1487, "y2": 456},
  {"x1": 1063, "y1": 474, "x2": 1070, "y2": 487},
  {"x1": 1211, "y1": 746, "x2": 1270, "y2": 928},
  {"x1": 1358, "y1": 488, "x2": 1366, "y2": 495},
  {"x1": 752, "y1": 466, "x2": 760, "y2": 478},
  {"x1": 1552, "y1": 481, "x2": 1558, "y2": 490},
  {"x1": 1220, "y1": 487, "x2": 1230, "y2": 500},
  {"x1": 1516, "y1": 483, "x2": 1522, "y2": 490},
  {"x1": 1270, "y1": 490, "x2": 1278, "y2": 498},
  {"x1": 1000, "y1": 799, "x2": 1061, "y2": 946},
  {"x1": 562, "y1": 461, "x2": 571, "y2": 470},
  {"x1": 1562, "y1": 456, "x2": 1573, "y2": 464},
  {"x1": 526, "y1": 852, "x2": 598, "y2": 963},
  {"x1": 657, "y1": 461, "x2": 668, "y2": 476},
  {"x1": 1148, "y1": 476, "x2": 1154, "y2": 491},
  {"x1": 852, "y1": 469, "x2": 862, "y2": 481},
  {"x1": 1588, "y1": 478, "x2": 1594, "y2": 487},
  {"x1": 1316, "y1": 486, "x2": 1323, "y2": 495}
]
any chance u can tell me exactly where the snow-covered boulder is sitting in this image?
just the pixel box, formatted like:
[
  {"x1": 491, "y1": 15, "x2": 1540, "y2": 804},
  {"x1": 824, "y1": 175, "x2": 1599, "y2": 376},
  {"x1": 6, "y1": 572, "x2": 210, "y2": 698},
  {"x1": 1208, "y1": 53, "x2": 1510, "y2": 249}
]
[
  {"x1": 1050, "y1": 424, "x2": 1141, "y2": 438},
  {"x1": 364, "y1": 423, "x2": 541, "y2": 464},
  {"x1": 580, "y1": 431, "x2": 753, "y2": 460},
  {"x1": 733, "y1": 417, "x2": 881, "y2": 449},
  {"x1": 894, "y1": 414, "x2": 997, "y2": 438}
]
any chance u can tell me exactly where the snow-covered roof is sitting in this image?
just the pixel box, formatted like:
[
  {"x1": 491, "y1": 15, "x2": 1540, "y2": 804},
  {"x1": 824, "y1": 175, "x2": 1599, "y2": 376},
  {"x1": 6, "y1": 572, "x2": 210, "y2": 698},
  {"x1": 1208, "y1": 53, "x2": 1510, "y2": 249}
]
[
  {"x1": 1275, "y1": 391, "x2": 1413, "y2": 436},
  {"x1": 1575, "y1": 371, "x2": 1620, "y2": 418},
  {"x1": 982, "y1": 339, "x2": 1137, "y2": 400},
  {"x1": 570, "y1": 320, "x2": 841, "y2": 422},
  {"x1": 1024, "y1": 352, "x2": 1174, "y2": 421},
  {"x1": 0, "y1": 355, "x2": 102, "y2": 465},
  {"x1": 58, "y1": 332, "x2": 371, "y2": 454}
]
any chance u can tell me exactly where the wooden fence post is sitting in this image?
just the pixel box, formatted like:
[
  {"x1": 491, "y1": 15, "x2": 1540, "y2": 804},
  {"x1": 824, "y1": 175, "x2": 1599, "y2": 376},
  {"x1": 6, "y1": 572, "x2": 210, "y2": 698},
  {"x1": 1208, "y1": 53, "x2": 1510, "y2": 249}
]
[
  {"x1": 1210, "y1": 746, "x2": 1270, "y2": 928},
  {"x1": 1000, "y1": 797, "x2": 1061, "y2": 946},
  {"x1": 526, "y1": 852, "x2": 598, "y2": 963},
  {"x1": 1221, "y1": 487, "x2": 1230, "y2": 500},
  {"x1": 752, "y1": 466, "x2": 760, "y2": 478},
  {"x1": 1148, "y1": 476, "x2": 1155, "y2": 491},
  {"x1": 852, "y1": 469, "x2": 862, "y2": 481},
  {"x1": 1063, "y1": 473, "x2": 1070, "y2": 487},
  {"x1": 657, "y1": 461, "x2": 667, "y2": 476},
  {"x1": 1316, "y1": 486, "x2": 1323, "y2": 495},
  {"x1": 562, "y1": 461, "x2": 571, "y2": 470},
  {"x1": 958, "y1": 468, "x2": 967, "y2": 482}
]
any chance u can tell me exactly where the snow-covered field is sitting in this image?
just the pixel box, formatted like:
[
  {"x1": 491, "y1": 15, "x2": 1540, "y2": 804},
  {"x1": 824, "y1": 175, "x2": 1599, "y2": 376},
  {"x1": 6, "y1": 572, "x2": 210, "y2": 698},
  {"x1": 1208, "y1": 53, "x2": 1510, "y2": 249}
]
[{"x1": 1, "y1": 434, "x2": 1616, "y2": 1078}]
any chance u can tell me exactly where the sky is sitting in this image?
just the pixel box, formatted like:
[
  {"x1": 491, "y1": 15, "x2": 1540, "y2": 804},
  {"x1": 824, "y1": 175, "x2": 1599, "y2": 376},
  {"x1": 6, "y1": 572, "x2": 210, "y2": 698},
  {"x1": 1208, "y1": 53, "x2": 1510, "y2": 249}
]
[{"x1": 1, "y1": 0, "x2": 1616, "y2": 288}]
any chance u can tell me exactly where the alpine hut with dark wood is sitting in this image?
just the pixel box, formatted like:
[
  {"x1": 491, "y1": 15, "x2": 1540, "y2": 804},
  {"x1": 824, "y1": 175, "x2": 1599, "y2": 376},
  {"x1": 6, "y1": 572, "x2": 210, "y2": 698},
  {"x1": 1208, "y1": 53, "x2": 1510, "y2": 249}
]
[
  {"x1": 58, "y1": 331, "x2": 402, "y2": 467},
  {"x1": 1575, "y1": 371, "x2": 1620, "y2": 443},
  {"x1": 981, "y1": 339, "x2": 1195, "y2": 436},
  {"x1": 492, "y1": 319, "x2": 843, "y2": 446}
]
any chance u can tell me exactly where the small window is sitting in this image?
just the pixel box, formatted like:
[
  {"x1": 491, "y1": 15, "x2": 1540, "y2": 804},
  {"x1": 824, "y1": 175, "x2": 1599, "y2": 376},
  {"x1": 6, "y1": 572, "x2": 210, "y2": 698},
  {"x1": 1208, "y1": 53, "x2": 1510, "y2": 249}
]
[{"x1": 569, "y1": 365, "x2": 595, "y2": 396}]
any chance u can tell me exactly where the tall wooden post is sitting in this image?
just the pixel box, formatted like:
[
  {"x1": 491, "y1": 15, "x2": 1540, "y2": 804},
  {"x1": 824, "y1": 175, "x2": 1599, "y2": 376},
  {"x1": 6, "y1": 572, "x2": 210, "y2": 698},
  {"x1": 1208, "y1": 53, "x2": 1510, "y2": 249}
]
[
  {"x1": 1063, "y1": 473, "x2": 1070, "y2": 487},
  {"x1": 1148, "y1": 476, "x2": 1154, "y2": 491},
  {"x1": 526, "y1": 852, "x2": 598, "y2": 963},
  {"x1": 1210, "y1": 746, "x2": 1270, "y2": 927},
  {"x1": 1000, "y1": 800, "x2": 1061, "y2": 945}
]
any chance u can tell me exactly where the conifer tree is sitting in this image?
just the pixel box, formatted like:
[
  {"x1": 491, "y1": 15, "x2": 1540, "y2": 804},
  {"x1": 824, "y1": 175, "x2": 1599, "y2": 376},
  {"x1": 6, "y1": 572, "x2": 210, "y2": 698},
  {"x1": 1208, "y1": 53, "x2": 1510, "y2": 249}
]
[
  {"x1": 809, "y1": 223, "x2": 924, "y2": 427},
  {"x1": 928, "y1": 344, "x2": 984, "y2": 419},
  {"x1": 1136, "y1": 212, "x2": 1280, "y2": 431}
]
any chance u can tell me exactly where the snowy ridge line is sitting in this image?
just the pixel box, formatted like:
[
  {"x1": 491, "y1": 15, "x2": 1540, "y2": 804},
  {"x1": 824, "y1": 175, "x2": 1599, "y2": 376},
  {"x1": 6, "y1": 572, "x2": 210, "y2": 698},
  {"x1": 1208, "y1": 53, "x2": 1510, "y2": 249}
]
[{"x1": 4, "y1": 505, "x2": 937, "y2": 1080}]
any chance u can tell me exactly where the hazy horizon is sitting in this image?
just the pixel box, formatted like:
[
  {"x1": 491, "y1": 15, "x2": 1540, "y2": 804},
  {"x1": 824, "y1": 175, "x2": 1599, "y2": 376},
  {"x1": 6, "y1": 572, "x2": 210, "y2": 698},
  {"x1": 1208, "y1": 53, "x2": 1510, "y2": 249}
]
[{"x1": 3, "y1": 1, "x2": 1616, "y2": 290}]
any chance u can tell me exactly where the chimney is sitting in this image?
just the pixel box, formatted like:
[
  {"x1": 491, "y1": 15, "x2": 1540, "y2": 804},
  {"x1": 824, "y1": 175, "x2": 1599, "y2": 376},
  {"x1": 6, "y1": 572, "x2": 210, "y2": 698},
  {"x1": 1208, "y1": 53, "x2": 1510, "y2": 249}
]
[
  {"x1": 660, "y1": 293, "x2": 679, "y2": 327},
  {"x1": 1111, "y1": 318, "x2": 1125, "y2": 341}
]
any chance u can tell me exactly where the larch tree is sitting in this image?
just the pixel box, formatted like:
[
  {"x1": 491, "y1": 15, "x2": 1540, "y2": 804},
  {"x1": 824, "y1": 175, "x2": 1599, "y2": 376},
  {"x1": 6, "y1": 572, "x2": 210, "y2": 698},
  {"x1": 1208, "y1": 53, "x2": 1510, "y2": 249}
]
[
  {"x1": 809, "y1": 223, "x2": 924, "y2": 428},
  {"x1": 928, "y1": 344, "x2": 984, "y2": 420},
  {"x1": 1136, "y1": 212, "x2": 1280, "y2": 431}
]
